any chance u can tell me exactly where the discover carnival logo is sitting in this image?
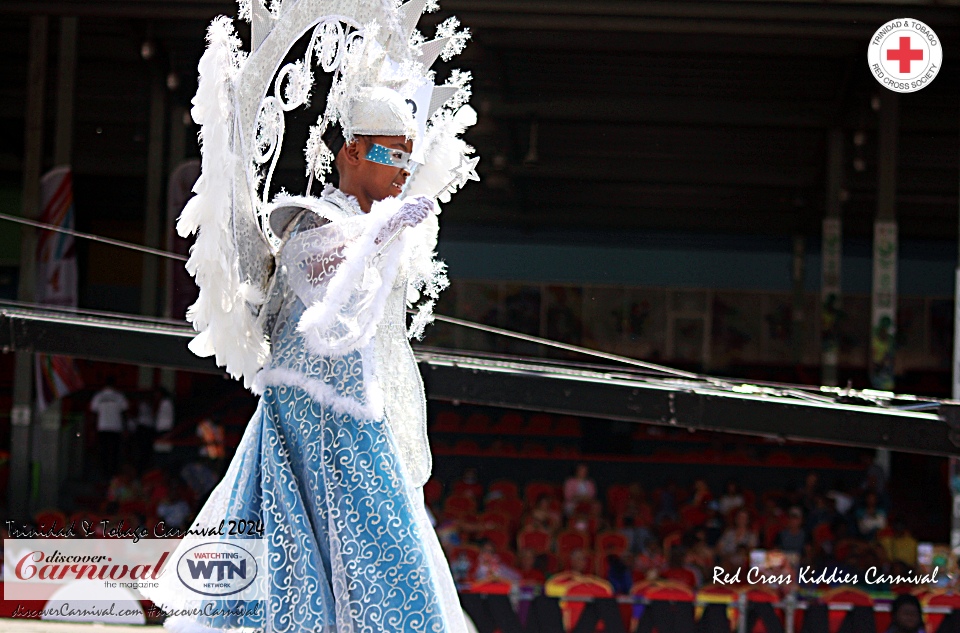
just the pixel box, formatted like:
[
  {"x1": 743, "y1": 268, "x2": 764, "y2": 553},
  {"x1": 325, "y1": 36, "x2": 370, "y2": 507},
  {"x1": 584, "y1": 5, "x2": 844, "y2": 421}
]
[{"x1": 868, "y1": 18, "x2": 942, "y2": 93}]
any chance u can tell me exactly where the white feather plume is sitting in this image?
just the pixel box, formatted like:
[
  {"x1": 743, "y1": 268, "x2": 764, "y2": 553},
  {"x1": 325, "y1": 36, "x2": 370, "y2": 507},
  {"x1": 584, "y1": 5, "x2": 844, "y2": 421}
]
[{"x1": 180, "y1": 17, "x2": 268, "y2": 388}]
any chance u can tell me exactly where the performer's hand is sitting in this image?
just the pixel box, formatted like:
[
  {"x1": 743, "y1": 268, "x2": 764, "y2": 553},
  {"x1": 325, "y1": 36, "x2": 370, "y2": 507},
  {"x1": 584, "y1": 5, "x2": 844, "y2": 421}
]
[{"x1": 376, "y1": 196, "x2": 434, "y2": 244}]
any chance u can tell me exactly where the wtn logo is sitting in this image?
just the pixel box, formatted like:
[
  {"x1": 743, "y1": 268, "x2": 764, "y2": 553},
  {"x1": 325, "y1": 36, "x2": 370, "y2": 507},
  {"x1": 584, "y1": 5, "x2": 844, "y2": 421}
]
[
  {"x1": 176, "y1": 542, "x2": 260, "y2": 597},
  {"x1": 186, "y1": 559, "x2": 248, "y2": 581}
]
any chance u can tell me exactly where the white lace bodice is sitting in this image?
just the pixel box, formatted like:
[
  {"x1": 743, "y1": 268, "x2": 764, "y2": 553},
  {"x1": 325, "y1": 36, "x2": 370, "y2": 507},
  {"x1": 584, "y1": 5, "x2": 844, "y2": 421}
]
[{"x1": 252, "y1": 188, "x2": 432, "y2": 486}]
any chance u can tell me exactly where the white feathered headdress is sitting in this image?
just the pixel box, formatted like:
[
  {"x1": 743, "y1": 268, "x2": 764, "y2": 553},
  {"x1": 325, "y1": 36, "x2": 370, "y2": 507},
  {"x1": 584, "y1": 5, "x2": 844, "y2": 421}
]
[{"x1": 180, "y1": 0, "x2": 478, "y2": 387}]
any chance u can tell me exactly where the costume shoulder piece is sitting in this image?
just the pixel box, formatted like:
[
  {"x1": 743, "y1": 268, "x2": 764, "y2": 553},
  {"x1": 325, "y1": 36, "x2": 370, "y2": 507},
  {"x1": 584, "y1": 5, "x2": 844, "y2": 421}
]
[{"x1": 179, "y1": 0, "x2": 478, "y2": 386}]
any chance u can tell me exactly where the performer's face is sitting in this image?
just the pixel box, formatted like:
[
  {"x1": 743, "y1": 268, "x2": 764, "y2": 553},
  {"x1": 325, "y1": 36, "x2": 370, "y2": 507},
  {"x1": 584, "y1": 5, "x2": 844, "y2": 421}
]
[{"x1": 357, "y1": 135, "x2": 413, "y2": 201}]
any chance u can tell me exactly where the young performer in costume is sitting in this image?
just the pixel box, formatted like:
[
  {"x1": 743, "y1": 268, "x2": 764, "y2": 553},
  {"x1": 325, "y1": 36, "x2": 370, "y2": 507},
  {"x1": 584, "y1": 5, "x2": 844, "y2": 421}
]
[{"x1": 140, "y1": 0, "x2": 478, "y2": 631}]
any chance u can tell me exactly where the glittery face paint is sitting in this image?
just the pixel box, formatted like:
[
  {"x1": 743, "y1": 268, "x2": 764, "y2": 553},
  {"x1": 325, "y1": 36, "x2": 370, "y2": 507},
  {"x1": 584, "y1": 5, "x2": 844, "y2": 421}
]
[{"x1": 364, "y1": 143, "x2": 412, "y2": 169}]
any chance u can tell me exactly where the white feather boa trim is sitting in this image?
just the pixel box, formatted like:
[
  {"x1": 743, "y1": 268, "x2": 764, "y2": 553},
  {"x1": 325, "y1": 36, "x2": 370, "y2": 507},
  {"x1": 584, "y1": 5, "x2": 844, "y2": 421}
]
[
  {"x1": 251, "y1": 366, "x2": 385, "y2": 421},
  {"x1": 296, "y1": 196, "x2": 407, "y2": 357},
  {"x1": 179, "y1": 18, "x2": 266, "y2": 389}
]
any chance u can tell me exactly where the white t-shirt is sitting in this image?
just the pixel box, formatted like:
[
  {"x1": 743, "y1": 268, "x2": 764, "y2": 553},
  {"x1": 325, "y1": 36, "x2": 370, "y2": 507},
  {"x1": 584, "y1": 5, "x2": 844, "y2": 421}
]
[
  {"x1": 90, "y1": 387, "x2": 129, "y2": 432},
  {"x1": 155, "y1": 398, "x2": 175, "y2": 433}
]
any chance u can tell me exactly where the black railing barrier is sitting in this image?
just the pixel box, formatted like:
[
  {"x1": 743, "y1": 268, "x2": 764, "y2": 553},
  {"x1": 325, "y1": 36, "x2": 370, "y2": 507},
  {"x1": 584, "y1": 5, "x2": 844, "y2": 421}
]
[{"x1": 459, "y1": 591, "x2": 959, "y2": 633}]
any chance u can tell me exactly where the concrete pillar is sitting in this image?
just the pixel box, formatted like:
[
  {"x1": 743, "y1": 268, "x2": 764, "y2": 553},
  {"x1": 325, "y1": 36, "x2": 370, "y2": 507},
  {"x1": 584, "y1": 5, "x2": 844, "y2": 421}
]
[
  {"x1": 821, "y1": 129, "x2": 843, "y2": 386},
  {"x1": 9, "y1": 15, "x2": 49, "y2": 521},
  {"x1": 870, "y1": 91, "x2": 899, "y2": 392}
]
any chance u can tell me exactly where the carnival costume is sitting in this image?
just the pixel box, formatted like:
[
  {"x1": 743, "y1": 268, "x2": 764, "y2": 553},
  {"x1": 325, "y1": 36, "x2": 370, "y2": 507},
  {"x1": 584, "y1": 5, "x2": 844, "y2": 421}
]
[{"x1": 139, "y1": 0, "x2": 479, "y2": 631}]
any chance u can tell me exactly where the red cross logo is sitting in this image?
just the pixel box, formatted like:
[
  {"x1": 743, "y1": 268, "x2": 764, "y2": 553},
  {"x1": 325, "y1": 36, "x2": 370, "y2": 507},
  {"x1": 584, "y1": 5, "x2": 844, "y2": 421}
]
[{"x1": 886, "y1": 36, "x2": 923, "y2": 73}]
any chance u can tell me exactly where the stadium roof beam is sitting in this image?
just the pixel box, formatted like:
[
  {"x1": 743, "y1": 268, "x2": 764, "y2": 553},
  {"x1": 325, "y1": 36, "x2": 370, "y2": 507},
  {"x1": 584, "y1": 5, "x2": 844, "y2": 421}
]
[{"x1": 3, "y1": 303, "x2": 960, "y2": 457}]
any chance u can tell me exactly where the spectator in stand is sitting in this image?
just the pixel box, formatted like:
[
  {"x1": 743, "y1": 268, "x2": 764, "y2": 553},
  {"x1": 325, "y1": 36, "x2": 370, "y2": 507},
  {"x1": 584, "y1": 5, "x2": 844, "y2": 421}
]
[
  {"x1": 827, "y1": 478, "x2": 855, "y2": 518},
  {"x1": 691, "y1": 478, "x2": 713, "y2": 507},
  {"x1": 435, "y1": 514, "x2": 462, "y2": 550},
  {"x1": 453, "y1": 467, "x2": 484, "y2": 500},
  {"x1": 702, "y1": 501, "x2": 725, "y2": 546},
  {"x1": 759, "y1": 497, "x2": 786, "y2": 548},
  {"x1": 881, "y1": 521, "x2": 918, "y2": 567},
  {"x1": 717, "y1": 508, "x2": 758, "y2": 559},
  {"x1": 528, "y1": 494, "x2": 563, "y2": 534},
  {"x1": 623, "y1": 483, "x2": 654, "y2": 525},
  {"x1": 860, "y1": 453, "x2": 888, "y2": 499},
  {"x1": 90, "y1": 376, "x2": 129, "y2": 480},
  {"x1": 566, "y1": 548, "x2": 591, "y2": 575},
  {"x1": 654, "y1": 481, "x2": 680, "y2": 524},
  {"x1": 885, "y1": 593, "x2": 926, "y2": 633},
  {"x1": 449, "y1": 548, "x2": 474, "y2": 584},
  {"x1": 620, "y1": 514, "x2": 654, "y2": 554},
  {"x1": 687, "y1": 528, "x2": 715, "y2": 578},
  {"x1": 775, "y1": 507, "x2": 808, "y2": 556},
  {"x1": 606, "y1": 553, "x2": 632, "y2": 594},
  {"x1": 196, "y1": 416, "x2": 226, "y2": 476},
  {"x1": 806, "y1": 494, "x2": 834, "y2": 535},
  {"x1": 718, "y1": 480, "x2": 745, "y2": 516},
  {"x1": 856, "y1": 491, "x2": 887, "y2": 540},
  {"x1": 721, "y1": 544, "x2": 751, "y2": 582},
  {"x1": 155, "y1": 388, "x2": 175, "y2": 434},
  {"x1": 662, "y1": 546, "x2": 701, "y2": 588},
  {"x1": 563, "y1": 463, "x2": 598, "y2": 517},
  {"x1": 517, "y1": 548, "x2": 546, "y2": 587},
  {"x1": 633, "y1": 540, "x2": 666, "y2": 581},
  {"x1": 475, "y1": 540, "x2": 520, "y2": 583},
  {"x1": 801, "y1": 471, "x2": 822, "y2": 514}
]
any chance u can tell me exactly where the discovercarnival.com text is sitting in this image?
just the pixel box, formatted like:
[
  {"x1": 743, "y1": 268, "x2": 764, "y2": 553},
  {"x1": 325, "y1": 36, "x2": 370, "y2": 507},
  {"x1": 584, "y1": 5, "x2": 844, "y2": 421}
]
[{"x1": 10, "y1": 601, "x2": 264, "y2": 619}]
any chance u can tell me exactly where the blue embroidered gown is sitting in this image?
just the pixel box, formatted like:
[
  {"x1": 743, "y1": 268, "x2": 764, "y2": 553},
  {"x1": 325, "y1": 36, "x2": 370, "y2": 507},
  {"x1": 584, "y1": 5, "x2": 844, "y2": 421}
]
[{"x1": 143, "y1": 189, "x2": 466, "y2": 633}]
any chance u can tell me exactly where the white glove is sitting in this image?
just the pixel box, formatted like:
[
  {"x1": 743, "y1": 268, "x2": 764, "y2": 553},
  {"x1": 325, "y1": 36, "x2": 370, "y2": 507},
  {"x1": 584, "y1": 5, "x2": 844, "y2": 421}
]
[{"x1": 375, "y1": 196, "x2": 434, "y2": 244}]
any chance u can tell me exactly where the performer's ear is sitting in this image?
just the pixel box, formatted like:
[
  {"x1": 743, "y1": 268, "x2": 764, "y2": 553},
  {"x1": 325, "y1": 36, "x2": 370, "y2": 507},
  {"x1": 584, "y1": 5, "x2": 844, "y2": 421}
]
[{"x1": 342, "y1": 137, "x2": 365, "y2": 166}]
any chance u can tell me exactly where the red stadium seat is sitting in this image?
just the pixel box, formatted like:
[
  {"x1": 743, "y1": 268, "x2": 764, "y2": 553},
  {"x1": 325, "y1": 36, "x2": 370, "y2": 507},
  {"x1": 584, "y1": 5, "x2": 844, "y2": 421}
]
[
  {"x1": 517, "y1": 527, "x2": 552, "y2": 554},
  {"x1": 433, "y1": 411, "x2": 462, "y2": 432},
  {"x1": 556, "y1": 529, "x2": 590, "y2": 556},
  {"x1": 524, "y1": 481, "x2": 560, "y2": 507},
  {"x1": 606, "y1": 484, "x2": 631, "y2": 517},
  {"x1": 488, "y1": 479, "x2": 520, "y2": 500},
  {"x1": 596, "y1": 530, "x2": 630, "y2": 554},
  {"x1": 444, "y1": 494, "x2": 477, "y2": 517},
  {"x1": 423, "y1": 478, "x2": 443, "y2": 506},
  {"x1": 462, "y1": 413, "x2": 491, "y2": 433},
  {"x1": 525, "y1": 413, "x2": 554, "y2": 435}
]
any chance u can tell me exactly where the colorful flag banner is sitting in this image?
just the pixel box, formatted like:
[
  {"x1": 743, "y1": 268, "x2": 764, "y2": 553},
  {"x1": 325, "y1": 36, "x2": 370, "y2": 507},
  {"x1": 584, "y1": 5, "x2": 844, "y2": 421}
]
[{"x1": 34, "y1": 166, "x2": 83, "y2": 410}]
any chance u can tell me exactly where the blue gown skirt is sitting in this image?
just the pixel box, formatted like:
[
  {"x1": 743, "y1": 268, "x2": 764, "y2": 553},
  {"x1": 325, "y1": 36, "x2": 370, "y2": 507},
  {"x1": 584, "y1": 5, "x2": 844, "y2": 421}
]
[{"x1": 148, "y1": 383, "x2": 464, "y2": 633}]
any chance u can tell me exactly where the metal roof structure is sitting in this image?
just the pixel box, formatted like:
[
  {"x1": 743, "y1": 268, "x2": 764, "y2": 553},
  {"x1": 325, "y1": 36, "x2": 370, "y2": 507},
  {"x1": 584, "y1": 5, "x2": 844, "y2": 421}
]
[
  {"x1": 0, "y1": 0, "x2": 957, "y2": 239},
  {"x1": 3, "y1": 301, "x2": 958, "y2": 456}
]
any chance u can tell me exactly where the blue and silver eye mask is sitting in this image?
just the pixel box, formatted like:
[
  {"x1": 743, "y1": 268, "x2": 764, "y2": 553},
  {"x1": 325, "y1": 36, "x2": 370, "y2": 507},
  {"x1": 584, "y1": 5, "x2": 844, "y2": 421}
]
[{"x1": 365, "y1": 143, "x2": 412, "y2": 169}]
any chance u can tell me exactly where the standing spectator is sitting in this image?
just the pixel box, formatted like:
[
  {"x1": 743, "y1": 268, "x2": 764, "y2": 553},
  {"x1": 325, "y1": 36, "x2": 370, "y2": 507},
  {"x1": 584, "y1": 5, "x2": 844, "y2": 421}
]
[
  {"x1": 90, "y1": 376, "x2": 128, "y2": 479},
  {"x1": 196, "y1": 416, "x2": 226, "y2": 476},
  {"x1": 633, "y1": 541, "x2": 667, "y2": 581},
  {"x1": 620, "y1": 514, "x2": 654, "y2": 554},
  {"x1": 155, "y1": 388, "x2": 175, "y2": 434},
  {"x1": 856, "y1": 492, "x2": 888, "y2": 540},
  {"x1": 563, "y1": 463, "x2": 598, "y2": 516},
  {"x1": 606, "y1": 554, "x2": 633, "y2": 594},
  {"x1": 718, "y1": 480, "x2": 745, "y2": 516},
  {"x1": 880, "y1": 521, "x2": 918, "y2": 567},
  {"x1": 775, "y1": 507, "x2": 808, "y2": 556},
  {"x1": 517, "y1": 549, "x2": 546, "y2": 587},
  {"x1": 717, "y1": 509, "x2": 758, "y2": 558},
  {"x1": 475, "y1": 540, "x2": 520, "y2": 583}
]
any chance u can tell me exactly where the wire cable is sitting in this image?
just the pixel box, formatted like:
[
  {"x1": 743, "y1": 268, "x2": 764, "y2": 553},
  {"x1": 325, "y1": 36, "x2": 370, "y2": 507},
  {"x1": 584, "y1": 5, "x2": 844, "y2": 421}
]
[
  {"x1": 0, "y1": 210, "x2": 741, "y2": 387},
  {"x1": 0, "y1": 211, "x2": 188, "y2": 262}
]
